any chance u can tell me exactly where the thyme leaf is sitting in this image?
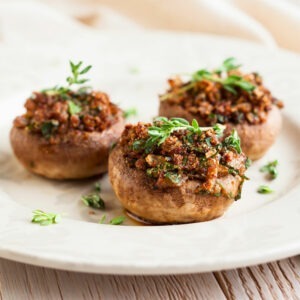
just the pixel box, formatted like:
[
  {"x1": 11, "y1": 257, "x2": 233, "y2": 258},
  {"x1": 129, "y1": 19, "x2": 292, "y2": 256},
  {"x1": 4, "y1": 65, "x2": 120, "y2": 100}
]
[
  {"x1": 81, "y1": 193, "x2": 105, "y2": 209},
  {"x1": 245, "y1": 158, "x2": 252, "y2": 169},
  {"x1": 94, "y1": 182, "x2": 101, "y2": 192},
  {"x1": 31, "y1": 210, "x2": 61, "y2": 226},
  {"x1": 68, "y1": 100, "x2": 82, "y2": 115},
  {"x1": 123, "y1": 107, "x2": 138, "y2": 119},
  {"x1": 257, "y1": 185, "x2": 274, "y2": 194},
  {"x1": 41, "y1": 120, "x2": 59, "y2": 138},
  {"x1": 110, "y1": 216, "x2": 126, "y2": 225},
  {"x1": 164, "y1": 172, "x2": 182, "y2": 185},
  {"x1": 99, "y1": 214, "x2": 106, "y2": 224},
  {"x1": 145, "y1": 117, "x2": 222, "y2": 151},
  {"x1": 260, "y1": 160, "x2": 278, "y2": 179},
  {"x1": 215, "y1": 57, "x2": 241, "y2": 74},
  {"x1": 224, "y1": 129, "x2": 242, "y2": 154}
]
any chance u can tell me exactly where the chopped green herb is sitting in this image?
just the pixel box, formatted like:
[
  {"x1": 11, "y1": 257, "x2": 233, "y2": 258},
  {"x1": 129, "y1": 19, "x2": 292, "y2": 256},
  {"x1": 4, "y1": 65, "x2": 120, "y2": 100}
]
[
  {"x1": 132, "y1": 140, "x2": 143, "y2": 150},
  {"x1": 110, "y1": 142, "x2": 117, "y2": 152},
  {"x1": 146, "y1": 167, "x2": 159, "y2": 177},
  {"x1": 257, "y1": 185, "x2": 274, "y2": 194},
  {"x1": 110, "y1": 216, "x2": 126, "y2": 225},
  {"x1": 123, "y1": 107, "x2": 138, "y2": 119},
  {"x1": 41, "y1": 120, "x2": 58, "y2": 138},
  {"x1": 260, "y1": 160, "x2": 278, "y2": 179},
  {"x1": 94, "y1": 182, "x2": 101, "y2": 192},
  {"x1": 99, "y1": 214, "x2": 106, "y2": 224},
  {"x1": 228, "y1": 168, "x2": 238, "y2": 175},
  {"x1": 164, "y1": 172, "x2": 182, "y2": 185},
  {"x1": 205, "y1": 137, "x2": 212, "y2": 147},
  {"x1": 245, "y1": 157, "x2": 252, "y2": 169},
  {"x1": 81, "y1": 193, "x2": 105, "y2": 209},
  {"x1": 224, "y1": 129, "x2": 242, "y2": 154},
  {"x1": 31, "y1": 210, "x2": 61, "y2": 226},
  {"x1": 68, "y1": 100, "x2": 82, "y2": 115},
  {"x1": 213, "y1": 124, "x2": 225, "y2": 137}
]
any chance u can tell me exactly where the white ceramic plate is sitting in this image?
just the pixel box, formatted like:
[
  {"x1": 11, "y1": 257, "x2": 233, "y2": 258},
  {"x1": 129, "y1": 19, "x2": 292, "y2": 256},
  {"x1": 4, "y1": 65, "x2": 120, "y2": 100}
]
[{"x1": 0, "y1": 31, "x2": 300, "y2": 275}]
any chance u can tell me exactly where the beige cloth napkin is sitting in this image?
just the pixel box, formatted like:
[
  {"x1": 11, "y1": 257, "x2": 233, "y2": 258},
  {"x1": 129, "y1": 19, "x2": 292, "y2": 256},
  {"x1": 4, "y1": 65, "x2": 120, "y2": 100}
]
[{"x1": 1, "y1": 0, "x2": 300, "y2": 52}]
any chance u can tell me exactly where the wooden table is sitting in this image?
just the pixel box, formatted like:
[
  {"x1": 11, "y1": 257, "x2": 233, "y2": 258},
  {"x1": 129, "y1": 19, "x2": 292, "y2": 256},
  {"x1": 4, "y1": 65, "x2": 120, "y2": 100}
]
[{"x1": 0, "y1": 256, "x2": 299, "y2": 299}]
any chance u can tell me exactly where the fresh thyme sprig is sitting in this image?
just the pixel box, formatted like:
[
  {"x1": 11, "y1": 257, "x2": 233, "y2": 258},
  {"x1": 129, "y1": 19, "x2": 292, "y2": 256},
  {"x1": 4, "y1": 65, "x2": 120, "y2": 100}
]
[
  {"x1": 260, "y1": 160, "x2": 278, "y2": 179},
  {"x1": 42, "y1": 61, "x2": 92, "y2": 97},
  {"x1": 31, "y1": 210, "x2": 61, "y2": 226},
  {"x1": 160, "y1": 57, "x2": 255, "y2": 100},
  {"x1": 145, "y1": 117, "x2": 224, "y2": 150},
  {"x1": 134, "y1": 117, "x2": 225, "y2": 153},
  {"x1": 67, "y1": 61, "x2": 92, "y2": 86}
]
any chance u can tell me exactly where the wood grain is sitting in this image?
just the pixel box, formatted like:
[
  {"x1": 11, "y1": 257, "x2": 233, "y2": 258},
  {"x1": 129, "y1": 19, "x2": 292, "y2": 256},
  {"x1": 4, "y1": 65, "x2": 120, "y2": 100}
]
[{"x1": 0, "y1": 257, "x2": 299, "y2": 299}]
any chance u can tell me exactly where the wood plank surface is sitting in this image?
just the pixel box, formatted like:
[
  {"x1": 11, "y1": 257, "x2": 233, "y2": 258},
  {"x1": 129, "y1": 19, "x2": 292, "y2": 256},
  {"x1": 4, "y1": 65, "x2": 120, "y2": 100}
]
[{"x1": 0, "y1": 256, "x2": 299, "y2": 299}]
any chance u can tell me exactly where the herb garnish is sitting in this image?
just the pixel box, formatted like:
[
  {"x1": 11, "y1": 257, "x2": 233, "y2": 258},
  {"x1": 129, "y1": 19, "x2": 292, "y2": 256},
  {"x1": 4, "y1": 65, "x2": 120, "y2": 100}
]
[
  {"x1": 67, "y1": 61, "x2": 92, "y2": 86},
  {"x1": 110, "y1": 216, "x2": 126, "y2": 225},
  {"x1": 165, "y1": 172, "x2": 182, "y2": 185},
  {"x1": 82, "y1": 194, "x2": 105, "y2": 209},
  {"x1": 160, "y1": 57, "x2": 255, "y2": 100},
  {"x1": 144, "y1": 117, "x2": 224, "y2": 152},
  {"x1": 68, "y1": 100, "x2": 82, "y2": 115},
  {"x1": 245, "y1": 158, "x2": 252, "y2": 169},
  {"x1": 224, "y1": 129, "x2": 242, "y2": 154},
  {"x1": 99, "y1": 214, "x2": 106, "y2": 224},
  {"x1": 123, "y1": 107, "x2": 138, "y2": 119},
  {"x1": 260, "y1": 160, "x2": 278, "y2": 179},
  {"x1": 257, "y1": 185, "x2": 274, "y2": 194},
  {"x1": 41, "y1": 120, "x2": 59, "y2": 138},
  {"x1": 42, "y1": 61, "x2": 92, "y2": 97},
  {"x1": 31, "y1": 210, "x2": 61, "y2": 226},
  {"x1": 98, "y1": 215, "x2": 126, "y2": 225},
  {"x1": 94, "y1": 182, "x2": 101, "y2": 192},
  {"x1": 81, "y1": 183, "x2": 105, "y2": 209}
]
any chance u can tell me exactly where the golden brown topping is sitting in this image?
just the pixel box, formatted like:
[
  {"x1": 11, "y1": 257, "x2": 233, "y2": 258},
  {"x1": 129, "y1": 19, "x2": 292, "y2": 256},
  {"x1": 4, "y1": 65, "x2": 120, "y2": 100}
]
[
  {"x1": 13, "y1": 90, "x2": 121, "y2": 142},
  {"x1": 160, "y1": 58, "x2": 283, "y2": 125},
  {"x1": 119, "y1": 117, "x2": 248, "y2": 197}
]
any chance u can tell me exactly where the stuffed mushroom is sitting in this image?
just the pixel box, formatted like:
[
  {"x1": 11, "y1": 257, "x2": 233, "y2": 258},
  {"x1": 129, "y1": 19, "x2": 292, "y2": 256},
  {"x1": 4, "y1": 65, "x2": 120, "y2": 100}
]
[
  {"x1": 11, "y1": 61, "x2": 124, "y2": 179},
  {"x1": 159, "y1": 58, "x2": 284, "y2": 160},
  {"x1": 109, "y1": 117, "x2": 248, "y2": 224}
]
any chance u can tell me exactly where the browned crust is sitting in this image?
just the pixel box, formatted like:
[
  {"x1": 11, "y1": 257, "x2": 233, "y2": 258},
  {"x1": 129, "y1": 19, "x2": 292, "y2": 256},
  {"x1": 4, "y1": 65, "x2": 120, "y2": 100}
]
[
  {"x1": 109, "y1": 145, "x2": 242, "y2": 224},
  {"x1": 10, "y1": 110, "x2": 125, "y2": 179},
  {"x1": 159, "y1": 102, "x2": 282, "y2": 160}
]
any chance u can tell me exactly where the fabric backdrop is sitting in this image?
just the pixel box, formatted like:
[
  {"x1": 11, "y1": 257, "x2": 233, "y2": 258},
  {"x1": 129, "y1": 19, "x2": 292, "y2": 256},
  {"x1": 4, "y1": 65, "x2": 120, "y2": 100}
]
[{"x1": 0, "y1": 0, "x2": 299, "y2": 52}]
